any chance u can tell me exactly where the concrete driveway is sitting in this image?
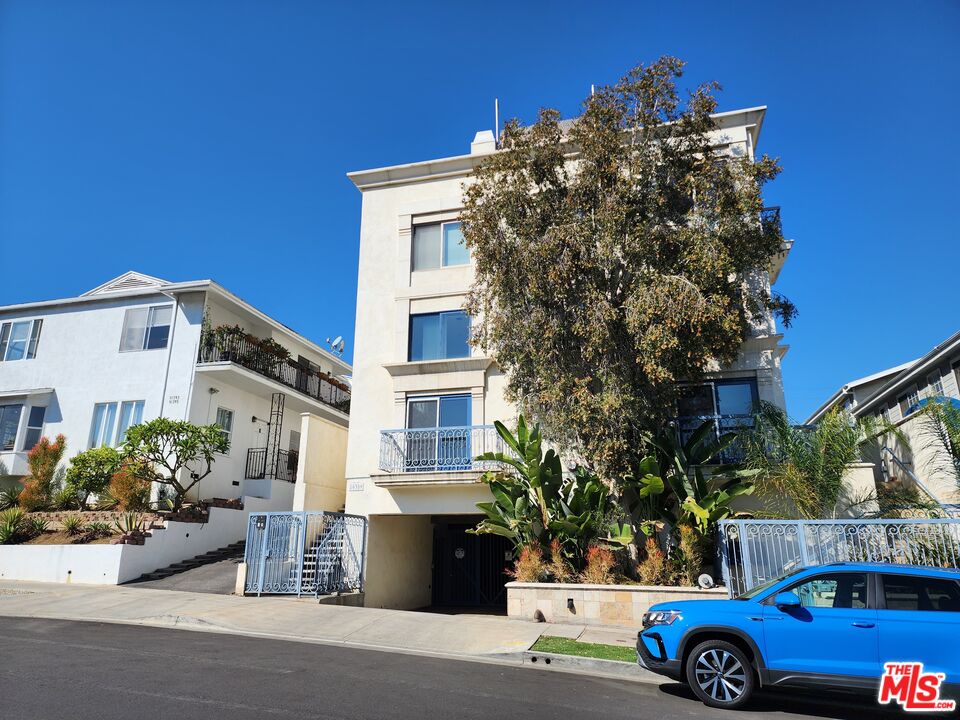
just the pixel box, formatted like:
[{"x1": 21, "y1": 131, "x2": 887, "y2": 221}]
[{"x1": 126, "y1": 557, "x2": 242, "y2": 595}]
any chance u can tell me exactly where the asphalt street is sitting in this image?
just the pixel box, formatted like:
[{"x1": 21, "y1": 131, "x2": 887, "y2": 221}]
[{"x1": 0, "y1": 617, "x2": 918, "y2": 720}]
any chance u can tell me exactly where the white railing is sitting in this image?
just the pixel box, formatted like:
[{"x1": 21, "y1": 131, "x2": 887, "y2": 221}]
[
  {"x1": 719, "y1": 518, "x2": 960, "y2": 597},
  {"x1": 378, "y1": 425, "x2": 507, "y2": 473}
]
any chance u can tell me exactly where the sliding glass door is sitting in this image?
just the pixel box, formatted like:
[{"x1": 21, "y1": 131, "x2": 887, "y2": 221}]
[{"x1": 406, "y1": 395, "x2": 471, "y2": 471}]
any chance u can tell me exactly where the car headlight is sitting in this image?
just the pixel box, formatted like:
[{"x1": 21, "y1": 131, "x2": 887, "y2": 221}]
[{"x1": 642, "y1": 610, "x2": 681, "y2": 628}]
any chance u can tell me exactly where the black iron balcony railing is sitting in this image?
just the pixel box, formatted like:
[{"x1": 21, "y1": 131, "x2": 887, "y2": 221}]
[
  {"x1": 245, "y1": 447, "x2": 299, "y2": 483},
  {"x1": 198, "y1": 330, "x2": 350, "y2": 414}
]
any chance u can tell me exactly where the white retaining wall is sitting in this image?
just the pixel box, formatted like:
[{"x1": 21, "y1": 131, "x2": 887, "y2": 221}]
[{"x1": 0, "y1": 485, "x2": 293, "y2": 585}]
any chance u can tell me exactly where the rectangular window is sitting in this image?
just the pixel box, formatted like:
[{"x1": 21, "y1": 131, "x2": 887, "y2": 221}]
[
  {"x1": 882, "y1": 574, "x2": 960, "y2": 612},
  {"x1": 215, "y1": 407, "x2": 234, "y2": 449},
  {"x1": 0, "y1": 404, "x2": 23, "y2": 451},
  {"x1": 120, "y1": 305, "x2": 172, "y2": 352},
  {"x1": 405, "y1": 394, "x2": 472, "y2": 471},
  {"x1": 115, "y1": 400, "x2": 145, "y2": 445},
  {"x1": 409, "y1": 311, "x2": 470, "y2": 361},
  {"x1": 898, "y1": 386, "x2": 921, "y2": 418},
  {"x1": 0, "y1": 319, "x2": 42, "y2": 361},
  {"x1": 676, "y1": 378, "x2": 758, "y2": 463},
  {"x1": 89, "y1": 403, "x2": 118, "y2": 448},
  {"x1": 22, "y1": 406, "x2": 46, "y2": 451},
  {"x1": 412, "y1": 221, "x2": 468, "y2": 270},
  {"x1": 927, "y1": 370, "x2": 944, "y2": 397}
]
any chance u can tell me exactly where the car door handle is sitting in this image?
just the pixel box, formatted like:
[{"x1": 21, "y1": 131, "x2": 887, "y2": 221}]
[{"x1": 851, "y1": 621, "x2": 875, "y2": 628}]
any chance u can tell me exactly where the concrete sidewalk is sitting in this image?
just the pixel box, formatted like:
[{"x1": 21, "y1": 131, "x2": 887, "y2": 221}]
[{"x1": 0, "y1": 580, "x2": 545, "y2": 659}]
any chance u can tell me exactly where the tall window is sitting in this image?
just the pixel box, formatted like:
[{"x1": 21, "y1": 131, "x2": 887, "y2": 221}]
[
  {"x1": 409, "y1": 311, "x2": 470, "y2": 361},
  {"x1": 0, "y1": 404, "x2": 22, "y2": 451},
  {"x1": 412, "y1": 221, "x2": 469, "y2": 270},
  {"x1": 927, "y1": 370, "x2": 944, "y2": 397},
  {"x1": 405, "y1": 394, "x2": 472, "y2": 471},
  {"x1": 22, "y1": 406, "x2": 46, "y2": 450},
  {"x1": 0, "y1": 319, "x2": 42, "y2": 361},
  {"x1": 676, "y1": 378, "x2": 758, "y2": 462},
  {"x1": 120, "y1": 305, "x2": 172, "y2": 352},
  {"x1": 89, "y1": 400, "x2": 144, "y2": 448},
  {"x1": 215, "y1": 407, "x2": 234, "y2": 450},
  {"x1": 115, "y1": 400, "x2": 145, "y2": 444},
  {"x1": 898, "y1": 386, "x2": 921, "y2": 418}
]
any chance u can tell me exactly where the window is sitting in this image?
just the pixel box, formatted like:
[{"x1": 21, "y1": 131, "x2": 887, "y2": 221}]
[
  {"x1": 0, "y1": 404, "x2": 22, "y2": 451},
  {"x1": 409, "y1": 311, "x2": 470, "y2": 361},
  {"x1": 927, "y1": 370, "x2": 944, "y2": 397},
  {"x1": 405, "y1": 394, "x2": 472, "y2": 471},
  {"x1": 22, "y1": 406, "x2": 46, "y2": 451},
  {"x1": 676, "y1": 378, "x2": 758, "y2": 462},
  {"x1": 120, "y1": 305, "x2": 172, "y2": 351},
  {"x1": 89, "y1": 400, "x2": 144, "y2": 448},
  {"x1": 115, "y1": 400, "x2": 144, "y2": 445},
  {"x1": 953, "y1": 360, "x2": 960, "y2": 397},
  {"x1": 215, "y1": 407, "x2": 234, "y2": 449},
  {"x1": 898, "y1": 386, "x2": 921, "y2": 418},
  {"x1": 412, "y1": 221, "x2": 469, "y2": 270},
  {"x1": 882, "y1": 574, "x2": 960, "y2": 612},
  {"x1": 788, "y1": 573, "x2": 869, "y2": 609},
  {"x1": 0, "y1": 320, "x2": 42, "y2": 361}
]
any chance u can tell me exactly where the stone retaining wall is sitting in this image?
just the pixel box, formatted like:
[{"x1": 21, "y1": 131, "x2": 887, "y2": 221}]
[{"x1": 506, "y1": 582, "x2": 727, "y2": 627}]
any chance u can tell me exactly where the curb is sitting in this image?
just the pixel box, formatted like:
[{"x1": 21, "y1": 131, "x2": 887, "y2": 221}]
[{"x1": 521, "y1": 650, "x2": 661, "y2": 684}]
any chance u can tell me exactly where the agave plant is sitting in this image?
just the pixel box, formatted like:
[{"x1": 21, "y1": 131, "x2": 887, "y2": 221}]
[
  {"x1": 85, "y1": 521, "x2": 113, "y2": 538},
  {"x1": 61, "y1": 514, "x2": 84, "y2": 536},
  {"x1": 114, "y1": 511, "x2": 145, "y2": 535},
  {"x1": 27, "y1": 517, "x2": 49, "y2": 536},
  {"x1": 0, "y1": 507, "x2": 25, "y2": 544},
  {"x1": 0, "y1": 487, "x2": 21, "y2": 510}
]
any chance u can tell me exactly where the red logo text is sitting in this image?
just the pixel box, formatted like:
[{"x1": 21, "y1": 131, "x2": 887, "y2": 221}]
[{"x1": 879, "y1": 662, "x2": 956, "y2": 712}]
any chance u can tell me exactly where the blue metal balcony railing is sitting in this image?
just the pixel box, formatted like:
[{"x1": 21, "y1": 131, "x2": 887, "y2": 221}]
[
  {"x1": 379, "y1": 425, "x2": 507, "y2": 473},
  {"x1": 676, "y1": 414, "x2": 756, "y2": 464}
]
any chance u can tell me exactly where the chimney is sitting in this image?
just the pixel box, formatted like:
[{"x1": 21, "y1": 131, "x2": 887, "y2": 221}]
[{"x1": 471, "y1": 130, "x2": 496, "y2": 155}]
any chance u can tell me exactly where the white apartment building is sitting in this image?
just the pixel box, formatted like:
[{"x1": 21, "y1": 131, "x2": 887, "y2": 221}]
[
  {"x1": 806, "y1": 330, "x2": 960, "y2": 510},
  {"x1": 344, "y1": 107, "x2": 792, "y2": 610},
  {"x1": 0, "y1": 271, "x2": 351, "y2": 511}
]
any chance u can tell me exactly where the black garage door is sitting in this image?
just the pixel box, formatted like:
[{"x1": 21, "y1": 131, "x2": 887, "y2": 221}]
[{"x1": 432, "y1": 521, "x2": 512, "y2": 607}]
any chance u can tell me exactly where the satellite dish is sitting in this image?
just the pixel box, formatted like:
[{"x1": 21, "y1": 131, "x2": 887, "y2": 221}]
[
  {"x1": 697, "y1": 573, "x2": 715, "y2": 589},
  {"x1": 326, "y1": 336, "x2": 345, "y2": 356}
]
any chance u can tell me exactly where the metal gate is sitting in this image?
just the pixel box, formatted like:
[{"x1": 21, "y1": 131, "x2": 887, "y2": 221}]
[
  {"x1": 719, "y1": 518, "x2": 960, "y2": 598},
  {"x1": 244, "y1": 511, "x2": 367, "y2": 596}
]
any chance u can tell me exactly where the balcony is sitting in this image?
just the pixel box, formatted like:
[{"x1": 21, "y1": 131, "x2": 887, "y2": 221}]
[
  {"x1": 378, "y1": 425, "x2": 507, "y2": 474},
  {"x1": 245, "y1": 447, "x2": 299, "y2": 483},
  {"x1": 198, "y1": 328, "x2": 350, "y2": 415},
  {"x1": 677, "y1": 414, "x2": 755, "y2": 465}
]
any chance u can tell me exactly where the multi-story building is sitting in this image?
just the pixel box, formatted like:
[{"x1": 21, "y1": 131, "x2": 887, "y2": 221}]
[
  {"x1": 806, "y1": 330, "x2": 960, "y2": 511},
  {"x1": 344, "y1": 107, "x2": 793, "y2": 610},
  {"x1": 0, "y1": 271, "x2": 351, "y2": 510}
]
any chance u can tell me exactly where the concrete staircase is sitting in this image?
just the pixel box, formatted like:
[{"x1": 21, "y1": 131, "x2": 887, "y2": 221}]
[{"x1": 135, "y1": 541, "x2": 246, "y2": 582}]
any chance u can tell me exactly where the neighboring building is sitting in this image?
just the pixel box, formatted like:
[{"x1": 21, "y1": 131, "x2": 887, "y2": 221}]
[
  {"x1": 344, "y1": 107, "x2": 793, "y2": 610},
  {"x1": 0, "y1": 271, "x2": 351, "y2": 510},
  {"x1": 805, "y1": 330, "x2": 960, "y2": 509}
]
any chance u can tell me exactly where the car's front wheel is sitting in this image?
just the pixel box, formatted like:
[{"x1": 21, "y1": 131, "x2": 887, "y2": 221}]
[{"x1": 685, "y1": 640, "x2": 755, "y2": 710}]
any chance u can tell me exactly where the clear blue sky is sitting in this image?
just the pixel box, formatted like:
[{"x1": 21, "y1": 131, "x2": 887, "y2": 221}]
[{"x1": 1, "y1": 1, "x2": 958, "y2": 421}]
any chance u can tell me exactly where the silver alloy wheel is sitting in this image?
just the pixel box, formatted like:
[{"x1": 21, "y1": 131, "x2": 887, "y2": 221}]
[{"x1": 694, "y1": 648, "x2": 747, "y2": 703}]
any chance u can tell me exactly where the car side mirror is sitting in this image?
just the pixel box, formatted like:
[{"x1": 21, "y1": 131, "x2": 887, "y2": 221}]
[{"x1": 774, "y1": 591, "x2": 801, "y2": 608}]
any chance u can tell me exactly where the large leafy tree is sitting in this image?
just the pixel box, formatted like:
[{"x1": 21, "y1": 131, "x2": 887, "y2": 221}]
[
  {"x1": 462, "y1": 57, "x2": 794, "y2": 482},
  {"x1": 121, "y1": 418, "x2": 229, "y2": 511}
]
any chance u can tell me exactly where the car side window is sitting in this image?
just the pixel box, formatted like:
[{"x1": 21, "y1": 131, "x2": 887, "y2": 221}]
[
  {"x1": 789, "y1": 573, "x2": 869, "y2": 609},
  {"x1": 881, "y1": 574, "x2": 960, "y2": 612}
]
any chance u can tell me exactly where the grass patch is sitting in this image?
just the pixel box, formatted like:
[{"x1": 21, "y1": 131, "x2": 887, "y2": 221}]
[{"x1": 531, "y1": 636, "x2": 636, "y2": 664}]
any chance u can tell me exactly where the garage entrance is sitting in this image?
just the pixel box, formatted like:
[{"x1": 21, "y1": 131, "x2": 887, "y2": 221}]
[{"x1": 431, "y1": 519, "x2": 512, "y2": 608}]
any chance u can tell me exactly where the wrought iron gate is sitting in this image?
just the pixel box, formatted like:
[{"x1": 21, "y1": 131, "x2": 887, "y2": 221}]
[
  {"x1": 719, "y1": 518, "x2": 960, "y2": 598},
  {"x1": 244, "y1": 511, "x2": 367, "y2": 596}
]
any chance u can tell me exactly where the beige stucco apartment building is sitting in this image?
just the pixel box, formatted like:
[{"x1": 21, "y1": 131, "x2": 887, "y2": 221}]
[
  {"x1": 344, "y1": 107, "x2": 792, "y2": 610},
  {"x1": 806, "y1": 330, "x2": 960, "y2": 512}
]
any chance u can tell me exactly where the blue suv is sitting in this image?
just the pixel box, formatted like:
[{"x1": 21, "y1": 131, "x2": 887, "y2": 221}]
[{"x1": 636, "y1": 562, "x2": 960, "y2": 709}]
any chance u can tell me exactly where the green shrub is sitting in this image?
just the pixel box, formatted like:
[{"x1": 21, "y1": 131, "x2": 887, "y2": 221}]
[
  {"x1": 0, "y1": 508, "x2": 26, "y2": 544},
  {"x1": 66, "y1": 446, "x2": 121, "y2": 510},
  {"x1": 61, "y1": 514, "x2": 84, "y2": 536},
  {"x1": 52, "y1": 487, "x2": 81, "y2": 511},
  {"x1": 0, "y1": 487, "x2": 21, "y2": 510},
  {"x1": 27, "y1": 517, "x2": 49, "y2": 537}
]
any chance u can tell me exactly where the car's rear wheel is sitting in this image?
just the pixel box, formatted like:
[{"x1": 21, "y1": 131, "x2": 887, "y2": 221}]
[{"x1": 685, "y1": 640, "x2": 755, "y2": 710}]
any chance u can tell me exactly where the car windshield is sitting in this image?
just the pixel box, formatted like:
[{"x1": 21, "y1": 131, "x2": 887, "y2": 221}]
[{"x1": 734, "y1": 568, "x2": 806, "y2": 600}]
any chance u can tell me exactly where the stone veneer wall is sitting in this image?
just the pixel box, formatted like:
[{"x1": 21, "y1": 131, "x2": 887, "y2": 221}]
[{"x1": 507, "y1": 582, "x2": 727, "y2": 627}]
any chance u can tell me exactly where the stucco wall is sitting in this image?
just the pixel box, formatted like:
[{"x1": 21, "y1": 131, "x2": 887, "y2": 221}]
[
  {"x1": 507, "y1": 582, "x2": 727, "y2": 627},
  {"x1": 362, "y1": 514, "x2": 433, "y2": 609},
  {"x1": 292, "y1": 412, "x2": 348, "y2": 512}
]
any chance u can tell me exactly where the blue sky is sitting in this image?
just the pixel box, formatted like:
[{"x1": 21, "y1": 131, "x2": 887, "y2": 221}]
[{"x1": 1, "y1": 1, "x2": 957, "y2": 421}]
